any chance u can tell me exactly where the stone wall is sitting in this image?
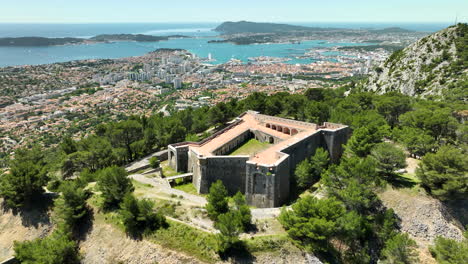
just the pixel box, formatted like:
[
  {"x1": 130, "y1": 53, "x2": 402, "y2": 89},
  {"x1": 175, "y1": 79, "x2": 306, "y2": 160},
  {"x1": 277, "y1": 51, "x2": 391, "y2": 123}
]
[
  {"x1": 168, "y1": 145, "x2": 189, "y2": 173},
  {"x1": 245, "y1": 162, "x2": 276, "y2": 208},
  {"x1": 245, "y1": 127, "x2": 350, "y2": 208},
  {"x1": 321, "y1": 126, "x2": 351, "y2": 162},
  {"x1": 200, "y1": 156, "x2": 250, "y2": 194}
]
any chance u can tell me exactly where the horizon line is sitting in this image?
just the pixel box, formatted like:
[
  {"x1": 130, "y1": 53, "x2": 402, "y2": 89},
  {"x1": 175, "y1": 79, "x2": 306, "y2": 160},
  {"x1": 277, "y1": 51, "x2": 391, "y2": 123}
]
[{"x1": 0, "y1": 20, "x2": 460, "y2": 24}]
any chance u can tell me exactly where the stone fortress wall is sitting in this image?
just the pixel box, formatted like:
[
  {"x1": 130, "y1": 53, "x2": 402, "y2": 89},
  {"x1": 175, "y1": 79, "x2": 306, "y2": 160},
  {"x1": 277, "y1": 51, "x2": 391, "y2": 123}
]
[{"x1": 168, "y1": 111, "x2": 350, "y2": 208}]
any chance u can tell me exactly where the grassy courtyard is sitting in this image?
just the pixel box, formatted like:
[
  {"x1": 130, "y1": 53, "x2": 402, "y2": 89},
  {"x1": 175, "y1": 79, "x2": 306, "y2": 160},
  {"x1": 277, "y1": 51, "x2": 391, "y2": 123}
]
[{"x1": 229, "y1": 138, "x2": 271, "y2": 156}]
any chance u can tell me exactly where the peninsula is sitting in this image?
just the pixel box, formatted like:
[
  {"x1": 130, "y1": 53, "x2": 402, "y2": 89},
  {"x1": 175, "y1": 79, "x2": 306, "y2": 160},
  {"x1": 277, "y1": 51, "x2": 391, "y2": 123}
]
[
  {"x1": 211, "y1": 21, "x2": 423, "y2": 45},
  {"x1": 0, "y1": 34, "x2": 189, "y2": 47}
]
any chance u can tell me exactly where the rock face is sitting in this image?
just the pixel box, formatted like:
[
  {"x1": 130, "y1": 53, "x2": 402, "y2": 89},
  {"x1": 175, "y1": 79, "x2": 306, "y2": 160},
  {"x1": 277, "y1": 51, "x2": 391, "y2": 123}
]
[
  {"x1": 367, "y1": 24, "x2": 467, "y2": 97},
  {"x1": 379, "y1": 189, "x2": 465, "y2": 245}
]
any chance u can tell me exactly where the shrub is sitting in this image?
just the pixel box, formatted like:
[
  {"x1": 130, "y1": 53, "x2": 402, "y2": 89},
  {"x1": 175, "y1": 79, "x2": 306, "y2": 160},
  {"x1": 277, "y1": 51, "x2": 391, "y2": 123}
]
[
  {"x1": 430, "y1": 231, "x2": 468, "y2": 264},
  {"x1": 14, "y1": 229, "x2": 81, "y2": 264},
  {"x1": 149, "y1": 156, "x2": 160, "y2": 169},
  {"x1": 380, "y1": 233, "x2": 419, "y2": 263},
  {"x1": 120, "y1": 193, "x2": 166, "y2": 237}
]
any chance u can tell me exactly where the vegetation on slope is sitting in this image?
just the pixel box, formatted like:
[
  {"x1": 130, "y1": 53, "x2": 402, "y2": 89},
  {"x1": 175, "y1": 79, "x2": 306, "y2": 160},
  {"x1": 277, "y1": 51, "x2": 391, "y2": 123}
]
[{"x1": 367, "y1": 23, "x2": 468, "y2": 97}]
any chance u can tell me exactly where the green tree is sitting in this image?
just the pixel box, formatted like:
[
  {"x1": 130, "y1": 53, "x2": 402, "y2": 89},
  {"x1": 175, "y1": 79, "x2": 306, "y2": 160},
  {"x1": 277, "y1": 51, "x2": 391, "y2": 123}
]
[
  {"x1": 416, "y1": 146, "x2": 467, "y2": 200},
  {"x1": 370, "y1": 143, "x2": 407, "y2": 177},
  {"x1": 215, "y1": 211, "x2": 242, "y2": 254},
  {"x1": 54, "y1": 181, "x2": 89, "y2": 231},
  {"x1": 279, "y1": 196, "x2": 345, "y2": 252},
  {"x1": 381, "y1": 233, "x2": 419, "y2": 264},
  {"x1": 323, "y1": 157, "x2": 381, "y2": 214},
  {"x1": 295, "y1": 148, "x2": 329, "y2": 189},
  {"x1": 120, "y1": 193, "x2": 166, "y2": 237},
  {"x1": 394, "y1": 127, "x2": 436, "y2": 158},
  {"x1": 60, "y1": 136, "x2": 78, "y2": 155},
  {"x1": 399, "y1": 107, "x2": 458, "y2": 142},
  {"x1": 295, "y1": 158, "x2": 314, "y2": 189},
  {"x1": 429, "y1": 231, "x2": 468, "y2": 264},
  {"x1": 14, "y1": 229, "x2": 81, "y2": 264},
  {"x1": 0, "y1": 147, "x2": 49, "y2": 208},
  {"x1": 232, "y1": 191, "x2": 252, "y2": 231},
  {"x1": 374, "y1": 92, "x2": 412, "y2": 128},
  {"x1": 206, "y1": 180, "x2": 229, "y2": 220},
  {"x1": 345, "y1": 126, "x2": 382, "y2": 157},
  {"x1": 97, "y1": 166, "x2": 134, "y2": 209}
]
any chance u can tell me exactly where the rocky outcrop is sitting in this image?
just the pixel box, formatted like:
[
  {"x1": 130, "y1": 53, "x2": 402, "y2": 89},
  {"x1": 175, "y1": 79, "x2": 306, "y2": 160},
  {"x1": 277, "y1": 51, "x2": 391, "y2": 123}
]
[
  {"x1": 379, "y1": 189, "x2": 465, "y2": 245},
  {"x1": 367, "y1": 24, "x2": 467, "y2": 97}
]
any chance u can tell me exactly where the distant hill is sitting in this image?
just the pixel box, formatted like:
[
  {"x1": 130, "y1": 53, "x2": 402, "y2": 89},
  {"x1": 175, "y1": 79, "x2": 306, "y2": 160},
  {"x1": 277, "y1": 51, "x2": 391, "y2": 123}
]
[
  {"x1": 367, "y1": 23, "x2": 467, "y2": 97},
  {"x1": 0, "y1": 37, "x2": 85, "y2": 46},
  {"x1": 213, "y1": 21, "x2": 414, "y2": 35},
  {"x1": 0, "y1": 34, "x2": 189, "y2": 47},
  {"x1": 90, "y1": 34, "x2": 188, "y2": 42},
  {"x1": 370, "y1": 27, "x2": 415, "y2": 33},
  {"x1": 214, "y1": 21, "x2": 331, "y2": 34}
]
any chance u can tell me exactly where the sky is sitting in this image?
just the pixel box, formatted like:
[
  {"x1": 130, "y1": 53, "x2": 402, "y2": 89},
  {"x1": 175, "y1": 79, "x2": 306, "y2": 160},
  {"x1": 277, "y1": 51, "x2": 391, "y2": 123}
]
[{"x1": 1, "y1": 0, "x2": 467, "y2": 23}]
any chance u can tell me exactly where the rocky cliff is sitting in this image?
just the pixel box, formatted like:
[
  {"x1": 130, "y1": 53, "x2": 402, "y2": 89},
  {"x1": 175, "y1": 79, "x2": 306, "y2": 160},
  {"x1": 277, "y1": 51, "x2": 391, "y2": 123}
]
[{"x1": 367, "y1": 23, "x2": 467, "y2": 97}]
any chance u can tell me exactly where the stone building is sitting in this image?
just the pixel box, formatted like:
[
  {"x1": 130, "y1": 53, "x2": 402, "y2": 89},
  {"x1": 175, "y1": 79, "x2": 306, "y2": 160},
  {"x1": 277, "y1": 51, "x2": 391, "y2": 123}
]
[{"x1": 168, "y1": 111, "x2": 350, "y2": 208}]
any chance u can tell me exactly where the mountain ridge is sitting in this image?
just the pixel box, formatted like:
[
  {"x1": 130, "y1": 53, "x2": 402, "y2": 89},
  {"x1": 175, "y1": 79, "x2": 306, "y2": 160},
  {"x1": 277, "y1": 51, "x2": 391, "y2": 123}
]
[{"x1": 366, "y1": 23, "x2": 467, "y2": 97}]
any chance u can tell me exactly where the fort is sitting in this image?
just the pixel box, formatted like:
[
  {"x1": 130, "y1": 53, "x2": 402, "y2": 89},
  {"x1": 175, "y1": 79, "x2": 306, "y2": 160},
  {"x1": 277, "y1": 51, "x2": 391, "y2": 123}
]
[{"x1": 168, "y1": 111, "x2": 350, "y2": 208}]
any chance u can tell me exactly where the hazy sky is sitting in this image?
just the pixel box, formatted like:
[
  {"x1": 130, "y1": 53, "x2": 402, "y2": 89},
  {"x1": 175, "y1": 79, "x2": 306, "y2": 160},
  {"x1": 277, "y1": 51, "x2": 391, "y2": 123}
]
[{"x1": 1, "y1": 0, "x2": 467, "y2": 23}]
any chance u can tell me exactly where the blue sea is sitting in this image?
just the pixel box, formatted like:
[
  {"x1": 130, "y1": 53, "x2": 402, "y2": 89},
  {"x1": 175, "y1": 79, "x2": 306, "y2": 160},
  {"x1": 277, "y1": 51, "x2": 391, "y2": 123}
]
[{"x1": 0, "y1": 22, "x2": 450, "y2": 67}]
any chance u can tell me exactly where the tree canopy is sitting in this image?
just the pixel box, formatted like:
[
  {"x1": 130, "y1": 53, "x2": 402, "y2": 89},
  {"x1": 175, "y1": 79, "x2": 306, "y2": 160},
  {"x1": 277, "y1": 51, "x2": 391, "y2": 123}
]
[
  {"x1": 0, "y1": 147, "x2": 49, "y2": 208},
  {"x1": 416, "y1": 146, "x2": 468, "y2": 200},
  {"x1": 96, "y1": 166, "x2": 134, "y2": 209}
]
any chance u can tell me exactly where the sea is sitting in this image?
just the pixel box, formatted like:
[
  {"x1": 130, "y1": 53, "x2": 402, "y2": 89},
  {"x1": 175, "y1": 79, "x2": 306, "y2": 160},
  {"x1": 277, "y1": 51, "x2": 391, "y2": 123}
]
[{"x1": 0, "y1": 22, "x2": 451, "y2": 67}]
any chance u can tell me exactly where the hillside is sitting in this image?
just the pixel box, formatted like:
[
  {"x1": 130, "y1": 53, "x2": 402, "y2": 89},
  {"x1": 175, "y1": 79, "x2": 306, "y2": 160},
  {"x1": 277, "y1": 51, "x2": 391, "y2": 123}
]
[
  {"x1": 367, "y1": 23, "x2": 468, "y2": 97},
  {"x1": 213, "y1": 21, "x2": 328, "y2": 34}
]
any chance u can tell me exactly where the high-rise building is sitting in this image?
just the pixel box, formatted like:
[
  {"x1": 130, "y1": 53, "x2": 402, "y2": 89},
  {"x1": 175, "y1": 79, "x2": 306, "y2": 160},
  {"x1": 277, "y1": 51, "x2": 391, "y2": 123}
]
[{"x1": 173, "y1": 77, "x2": 182, "y2": 89}]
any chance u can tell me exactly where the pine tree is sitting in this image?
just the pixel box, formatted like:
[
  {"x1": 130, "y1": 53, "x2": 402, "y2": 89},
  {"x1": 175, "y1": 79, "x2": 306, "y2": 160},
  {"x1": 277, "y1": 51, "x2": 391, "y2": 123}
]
[
  {"x1": 232, "y1": 191, "x2": 252, "y2": 231},
  {"x1": 0, "y1": 147, "x2": 49, "y2": 208},
  {"x1": 206, "y1": 180, "x2": 229, "y2": 220},
  {"x1": 416, "y1": 146, "x2": 467, "y2": 200},
  {"x1": 97, "y1": 166, "x2": 134, "y2": 210},
  {"x1": 54, "y1": 181, "x2": 89, "y2": 231}
]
